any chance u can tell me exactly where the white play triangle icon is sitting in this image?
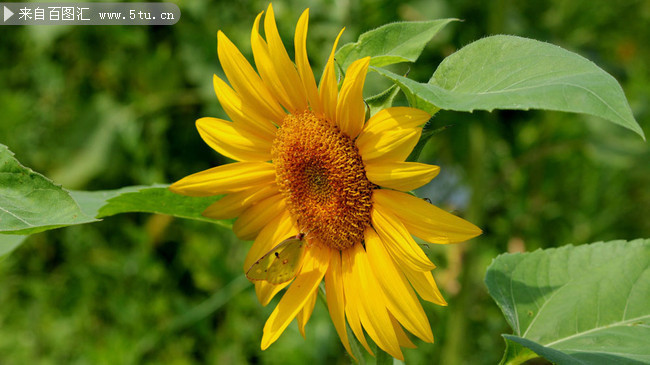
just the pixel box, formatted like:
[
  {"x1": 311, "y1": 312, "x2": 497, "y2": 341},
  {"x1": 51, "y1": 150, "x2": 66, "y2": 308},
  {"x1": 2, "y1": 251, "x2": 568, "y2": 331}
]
[{"x1": 4, "y1": 6, "x2": 13, "y2": 22}]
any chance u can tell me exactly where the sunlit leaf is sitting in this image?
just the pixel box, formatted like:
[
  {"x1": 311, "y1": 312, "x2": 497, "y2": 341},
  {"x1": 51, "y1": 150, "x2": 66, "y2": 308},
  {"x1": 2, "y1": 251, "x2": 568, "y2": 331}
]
[
  {"x1": 335, "y1": 19, "x2": 457, "y2": 70},
  {"x1": 0, "y1": 144, "x2": 97, "y2": 235},
  {"x1": 72, "y1": 186, "x2": 228, "y2": 226},
  {"x1": 374, "y1": 35, "x2": 645, "y2": 139},
  {"x1": 0, "y1": 234, "x2": 27, "y2": 258},
  {"x1": 486, "y1": 239, "x2": 650, "y2": 364}
]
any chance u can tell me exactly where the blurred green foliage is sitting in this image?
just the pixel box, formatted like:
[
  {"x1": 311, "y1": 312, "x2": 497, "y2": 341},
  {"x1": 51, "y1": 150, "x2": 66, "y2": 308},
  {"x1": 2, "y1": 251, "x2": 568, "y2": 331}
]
[{"x1": 1, "y1": 0, "x2": 648, "y2": 364}]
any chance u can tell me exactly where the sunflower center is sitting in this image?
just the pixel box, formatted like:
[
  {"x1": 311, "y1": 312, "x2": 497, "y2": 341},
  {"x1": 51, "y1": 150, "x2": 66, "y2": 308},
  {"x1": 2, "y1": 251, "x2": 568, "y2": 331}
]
[{"x1": 272, "y1": 111, "x2": 373, "y2": 250}]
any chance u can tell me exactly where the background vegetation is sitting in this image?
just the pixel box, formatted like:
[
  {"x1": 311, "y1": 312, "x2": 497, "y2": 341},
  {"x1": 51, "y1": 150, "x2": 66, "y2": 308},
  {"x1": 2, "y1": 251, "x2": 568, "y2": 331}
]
[{"x1": 1, "y1": 0, "x2": 648, "y2": 363}]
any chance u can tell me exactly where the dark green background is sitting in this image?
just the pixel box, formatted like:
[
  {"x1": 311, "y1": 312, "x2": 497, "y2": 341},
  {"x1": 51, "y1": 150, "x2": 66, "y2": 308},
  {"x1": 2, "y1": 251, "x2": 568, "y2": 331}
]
[{"x1": 1, "y1": 0, "x2": 648, "y2": 363}]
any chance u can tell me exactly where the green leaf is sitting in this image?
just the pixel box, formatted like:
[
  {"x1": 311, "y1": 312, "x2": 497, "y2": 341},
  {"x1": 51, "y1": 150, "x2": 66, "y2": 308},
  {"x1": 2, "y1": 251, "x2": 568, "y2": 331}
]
[
  {"x1": 0, "y1": 144, "x2": 97, "y2": 235},
  {"x1": 374, "y1": 35, "x2": 645, "y2": 139},
  {"x1": 371, "y1": 67, "x2": 441, "y2": 115},
  {"x1": 335, "y1": 19, "x2": 457, "y2": 70},
  {"x1": 72, "y1": 186, "x2": 228, "y2": 226},
  {"x1": 0, "y1": 184, "x2": 228, "y2": 257},
  {"x1": 498, "y1": 337, "x2": 541, "y2": 365},
  {"x1": 0, "y1": 234, "x2": 27, "y2": 258},
  {"x1": 486, "y1": 239, "x2": 650, "y2": 364},
  {"x1": 365, "y1": 84, "x2": 400, "y2": 117}
]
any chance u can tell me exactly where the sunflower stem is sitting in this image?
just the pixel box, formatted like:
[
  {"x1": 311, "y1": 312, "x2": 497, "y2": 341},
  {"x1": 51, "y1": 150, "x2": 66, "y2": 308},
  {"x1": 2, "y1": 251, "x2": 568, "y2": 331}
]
[{"x1": 374, "y1": 344, "x2": 394, "y2": 365}]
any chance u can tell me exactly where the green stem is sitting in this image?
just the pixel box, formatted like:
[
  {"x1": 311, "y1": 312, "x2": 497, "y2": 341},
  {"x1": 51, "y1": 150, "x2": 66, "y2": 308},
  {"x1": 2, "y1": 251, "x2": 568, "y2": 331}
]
[{"x1": 375, "y1": 344, "x2": 394, "y2": 365}]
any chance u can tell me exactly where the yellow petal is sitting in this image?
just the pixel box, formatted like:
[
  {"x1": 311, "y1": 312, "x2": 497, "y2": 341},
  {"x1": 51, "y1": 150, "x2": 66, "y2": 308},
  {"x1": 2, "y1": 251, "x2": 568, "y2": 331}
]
[
  {"x1": 261, "y1": 244, "x2": 331, "y2": 349},
  {"x1": 324, "y1": 250, "x2": 355, "y2": 359},
  {"x1": 233, "y1": 194, "x2": 287, "y2": 241},
  {"x1": 250, "y1": 12, "x2": 293, "y2": 112},
  {"x1": 263, "y1": 4, "x2": 308, "y2": 112},
  {"x1": 335, "y1": 57, "x2": 370, "y2": 139},
  {"x1": 294, "y1": 9, "x2": 322, "y2": 115},
  {"x1": 202, "y1": 184, "x2": 280, "y2": 220},
  {"x1": 341, "y1": 247, "x2": 374, "y2": 356},
  {"x1": 389, "y1": 313, "x2": 417, "y2": 348},
  {"x1": 212, "y1": 74, "x2": 277, "y2": 140},
  {"x1": 250, "y1": 10, "x2": 306, "y2": 114},
  {"x1": 356, "y1": 107, "x2": 431, "y2": 163},
  {"x1": 373, "y1": 189, "x2": 482, "y2": 244},
  {"x1": 371, "y1": 205, "x2": 435, "y2": 272},
  {"x1": 365, "y1": 161, "x2": 440, "y2": 191},
  {"x1": 196, "y1": 117, "x2": 271, "y2": 162},
  {"x1": 319, "y1": 29, "x2": 344, "y2": 122},
  {"x1": 217, "y1": 31, "x2": 286, "y2": 123},
  {"x1": 357, "y1": 128, "x2": 421, "y2": 163},
  {"x1": 244, "y1": 211, "x2": 298, "y2": 272},
  {"x1": 297, "y1": 289, "x2": 318, "y2": 338},
  {"x1": 361, "y1": 107, "x2": 431, "y2": 134},
  {"x1": 169, "y1": 162, "x2": 275, "y2": 197},
  {"x1": 256, "y1": 280, "x2": 291, "y2": 307},
  {"x1": 402, "y1": 267, "x2": 447, "y2": 306},
  {"x1": 365, "y1": 227, "x2": 434, "y2": 343},
  {"x1": 349, "y1": 242, "x2": 403, "y2": 360}
]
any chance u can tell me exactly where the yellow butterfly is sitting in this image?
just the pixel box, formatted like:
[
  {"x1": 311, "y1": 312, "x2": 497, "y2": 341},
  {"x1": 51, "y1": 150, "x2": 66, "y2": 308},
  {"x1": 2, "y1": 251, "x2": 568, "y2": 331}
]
[{"x1": 246, "y1": 233, "x2": 307, "y2": 285}]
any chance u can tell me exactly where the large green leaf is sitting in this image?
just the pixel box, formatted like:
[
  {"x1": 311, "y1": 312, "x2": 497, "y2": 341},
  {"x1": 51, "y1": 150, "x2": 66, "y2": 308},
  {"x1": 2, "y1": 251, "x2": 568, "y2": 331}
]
[
  {"x1": 0, "y1": 234, "x2": 27, "y2": 258},
  {"x1": 486, "y1": 239, "x2": 650, "y2": 364},
  {"x1": 1, "y1": 185, "x2": 227, "y2": 256},
  {"x1": 71, "y1": 186, "x2": 227, "y2": 226},
  {"x1": 374, "y1": 35, "x2": 645, "y2": 139},
  {"x1": 0, "y1": 143, "x2": 232, "y2": 257},
  {"x1": 0, "y1": 144, "x2": 97, "y2": 235},
  {"x1": 335, "y1": 19, "x2": 457, "y2": 70}
]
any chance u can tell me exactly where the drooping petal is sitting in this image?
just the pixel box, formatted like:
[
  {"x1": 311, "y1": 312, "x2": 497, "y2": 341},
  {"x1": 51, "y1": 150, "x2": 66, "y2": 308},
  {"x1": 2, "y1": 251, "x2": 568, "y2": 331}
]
[
  {"x1": 319, "y1": 29, "x2": 344, "y2": 122},
  {"x1": 365, "y1": 227, "x2": 434, "y2": 343},
  {"x1": 365, "y1": 161, "x2": 440, "y2": 191},
  {"x1": 356, "y1": 107, "x2": 431, "y2": 163},
  {"x1": 371, "y1": 204, "x2": 435, "y2": 272},
  {"x1": 349, "y1": 242, "x2": 403, "y2": 360},
  {"x1": 389, "y1": 313, "x2": 417, "y2": 349},
  {"x1": 217, "y1": 31, "x2": 286, "y2": 123},
  {"x1": 261, "y1": 244, "x2": 331, "y2": 349},
  {"x1": 212, "y1": 74, "x2": 277, "y2": 140},
  {"x1": 294, "y1": 9, "x2": 322, "y2": 114},
  {"x1": 335, "y1": 57, "x2": 370, "y2": 139},
  {"x1": 297, "y1": 289, "x2": 318, "y2": 338},
  {"x1": 202, "y1": 184, "x2": 280, "y2": 220},
  {"x1": 169, "y1": 162, "x2": 275, "y2": 197},
  {"x1": 233, "y1": 194, "x2": 287, "y2": 240},
  {"x1": 324, "y1": 250, "x2": 355, "y2": 359},
  {"x1": 244, "y1": 210, "x2": 298, "y2": 272},
  {"x1": 264, "y1": 4, "x2": 308, "y2": 112},
  {"x1": 373, "y1": 189, "x2": 482, "y2": 244},
  {"x1": 256, "y1": 280, "x2": 291, "y2": 307},
  {"x1": 341, "y1": 247, "x2": 374, "y2": 356},
  {"x1": 196, "y1": 117, "x2": 272, "y2": 162},
  {"x1": 402, "y1": 266, "x2": 448, "y2": 306}
]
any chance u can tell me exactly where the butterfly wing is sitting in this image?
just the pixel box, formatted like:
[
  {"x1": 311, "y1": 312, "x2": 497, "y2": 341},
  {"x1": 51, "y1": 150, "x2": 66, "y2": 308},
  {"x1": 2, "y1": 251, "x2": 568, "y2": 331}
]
[{"x1": 246, "y1": 235, "x2": 307, "y2": 285}]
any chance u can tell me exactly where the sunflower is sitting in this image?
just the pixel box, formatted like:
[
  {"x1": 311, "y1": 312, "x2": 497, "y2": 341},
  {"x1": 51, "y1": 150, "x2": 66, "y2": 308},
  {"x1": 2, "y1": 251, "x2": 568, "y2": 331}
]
[{"x1": 170, "y1": 4, "x2": 481, "y2": 360}]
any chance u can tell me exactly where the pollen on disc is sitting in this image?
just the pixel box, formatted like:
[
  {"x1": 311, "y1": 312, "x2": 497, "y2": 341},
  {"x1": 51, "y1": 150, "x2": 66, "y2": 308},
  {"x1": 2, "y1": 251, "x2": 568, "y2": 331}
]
[{"x1": 272, "y1": 111, "x2": 373, "y2": 250}]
